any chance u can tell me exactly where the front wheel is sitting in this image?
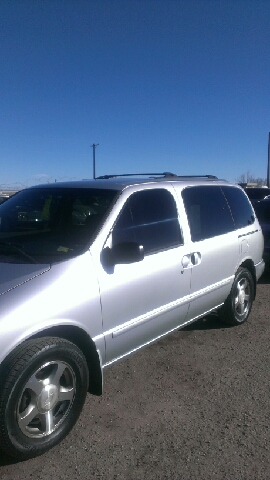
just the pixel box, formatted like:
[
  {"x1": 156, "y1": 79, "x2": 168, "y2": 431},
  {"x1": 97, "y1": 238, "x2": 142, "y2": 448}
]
[
  {"x1": 0, "y1": 337, "x2": 89, "y2": 460},
  {"x1": 219, "y1": 267, "x2": 254, "y2": 326}
]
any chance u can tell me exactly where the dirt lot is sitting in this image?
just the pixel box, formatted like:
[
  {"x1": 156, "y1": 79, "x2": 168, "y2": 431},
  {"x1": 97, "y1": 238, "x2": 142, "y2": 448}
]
[{"x1": 0, "y1": 271, "x2": 270, "y2": 480}]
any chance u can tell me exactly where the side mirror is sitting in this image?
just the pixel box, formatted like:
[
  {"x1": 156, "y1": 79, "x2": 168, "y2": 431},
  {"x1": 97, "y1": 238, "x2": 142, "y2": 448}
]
[{"x1": 101, "y1": 242, "x2": 144, "y2": 267}]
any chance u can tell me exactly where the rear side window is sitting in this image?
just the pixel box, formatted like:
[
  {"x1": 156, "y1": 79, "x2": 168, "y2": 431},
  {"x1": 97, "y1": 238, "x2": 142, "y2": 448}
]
[
  {"x1": 221, "y1": 186, "x2": 255, "y2": 228},
  {"x1": 182, "y1": 186, "x2": 234, "y2": 241},
  {"x1": 112, "y1": 189, "x2": 182, "y2": 254}
]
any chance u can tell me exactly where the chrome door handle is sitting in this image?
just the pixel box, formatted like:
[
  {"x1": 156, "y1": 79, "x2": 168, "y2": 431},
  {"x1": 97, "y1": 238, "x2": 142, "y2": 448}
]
[{"x1": 182, "y1": 252, "x2": 201, "y2": 270}]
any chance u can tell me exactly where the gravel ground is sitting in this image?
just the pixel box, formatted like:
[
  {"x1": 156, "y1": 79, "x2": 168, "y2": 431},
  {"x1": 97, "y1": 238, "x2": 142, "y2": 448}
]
[{"x1": 0, "y1": 271, "x2": 270, "y2": 480}]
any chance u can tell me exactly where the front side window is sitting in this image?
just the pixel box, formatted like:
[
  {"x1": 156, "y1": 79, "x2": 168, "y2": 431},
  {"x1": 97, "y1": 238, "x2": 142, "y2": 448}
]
[
  {"x1": 0, "y1": 187, "x2": 117, "y2": 263},
  {"x1": 182, "y1": 186, "x2": 235, "y2": 241},
  {"x1": 112, "y1": 189, "x2": 182, "y2": 254}
]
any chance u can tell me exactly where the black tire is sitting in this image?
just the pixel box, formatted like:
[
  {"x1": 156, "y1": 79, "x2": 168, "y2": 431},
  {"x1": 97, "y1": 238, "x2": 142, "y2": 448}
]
[
  {"x1": 219, "y1": 267, "x2": 254, "y2": 326},
  {"x1": 0, "y1": 337, "x2": 89, "y2": 460}
]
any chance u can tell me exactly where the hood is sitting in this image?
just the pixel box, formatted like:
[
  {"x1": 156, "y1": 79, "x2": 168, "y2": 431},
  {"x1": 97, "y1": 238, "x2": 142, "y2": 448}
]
[{"x1": 0, "y1": 263, "x2": 50, "y2": 296}]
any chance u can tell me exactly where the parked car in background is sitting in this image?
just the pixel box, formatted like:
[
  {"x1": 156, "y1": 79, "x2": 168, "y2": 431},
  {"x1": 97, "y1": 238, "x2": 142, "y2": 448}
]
[
  {"x1": 0, "y1": 195, "x2": 9, "y2": 204},
  {"x1": 240, "y1": 185, "x2": 270, "y2": 205},
  {"x1": 254, "y1": 198, "x2": 270, "y2": 267},
  {"x1": 0, "y1": 190, "x2": 17, "y2": 204}
]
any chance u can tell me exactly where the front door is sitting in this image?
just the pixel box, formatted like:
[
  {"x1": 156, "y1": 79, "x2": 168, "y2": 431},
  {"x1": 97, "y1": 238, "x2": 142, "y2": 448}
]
[{"x1": 97, "y1": 187, "x2": 192, "y2": 365}]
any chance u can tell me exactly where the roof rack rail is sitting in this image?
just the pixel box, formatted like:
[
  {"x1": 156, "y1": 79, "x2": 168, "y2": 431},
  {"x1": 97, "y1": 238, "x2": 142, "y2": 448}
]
[
  {"x1": 96, "y1": 173, "x2": 218, "y2": 180},
  {"x1": 96, "y1": 172, "x2": 178, "y2": 179},
  {"x1": 171, "y1": 175, "x2": 218, "y2": 179}
]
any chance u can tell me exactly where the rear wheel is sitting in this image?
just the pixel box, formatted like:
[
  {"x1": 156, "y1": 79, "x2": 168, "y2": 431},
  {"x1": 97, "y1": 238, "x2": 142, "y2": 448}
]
[
  {"x1": 0, "y1": 337, "x2": 89, "y2": 460},
  {"x1": 219, "y1": 267, "x2": 254, "y2": 326}
]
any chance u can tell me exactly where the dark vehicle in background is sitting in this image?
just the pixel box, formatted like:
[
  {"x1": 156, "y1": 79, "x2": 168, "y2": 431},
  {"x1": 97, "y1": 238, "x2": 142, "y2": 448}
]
[
  {"x1": 240, "y1": 186, "x2": 270, "y2": 205},
  {"x1": 254, "y1": 199, "x2": 270, "y2": 267}
]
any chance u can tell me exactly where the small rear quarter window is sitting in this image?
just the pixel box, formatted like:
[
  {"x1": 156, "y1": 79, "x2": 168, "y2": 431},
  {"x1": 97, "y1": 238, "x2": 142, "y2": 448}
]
[{"x1": 221, "y1": 186, "x2": 255, "y2": 228}]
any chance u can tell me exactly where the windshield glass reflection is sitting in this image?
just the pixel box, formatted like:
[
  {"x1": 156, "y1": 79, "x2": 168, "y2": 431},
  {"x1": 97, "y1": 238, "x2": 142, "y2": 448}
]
[{"x1": 0, "y1": 187, "x2": 117, "y2": 264}]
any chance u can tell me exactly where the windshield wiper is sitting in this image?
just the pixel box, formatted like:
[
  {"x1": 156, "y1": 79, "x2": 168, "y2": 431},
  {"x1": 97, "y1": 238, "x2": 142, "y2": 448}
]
[{"x1": 0, "y1": 242, "x2": 37, "y2": 264}]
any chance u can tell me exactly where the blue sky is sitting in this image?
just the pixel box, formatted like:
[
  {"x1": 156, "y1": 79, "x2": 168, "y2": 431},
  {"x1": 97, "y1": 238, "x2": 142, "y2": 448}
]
[{"x1": 1, "y1": 0, "x2": 270, "y2": 189}]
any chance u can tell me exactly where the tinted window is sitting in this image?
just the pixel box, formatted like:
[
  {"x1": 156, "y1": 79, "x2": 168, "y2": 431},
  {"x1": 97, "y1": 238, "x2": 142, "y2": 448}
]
[
  {"x1": 0, "y1": 188, "x2": 117, "y2": 263},
  {"x1": 222, "y1": 186, "x2": 255, "y2": 228},
  {"x1": 182, "y1": 186, "x2": 234, "y2": 241},
  {"x1": 112, "y1": 189, "x2": 182, "y2": 254}
]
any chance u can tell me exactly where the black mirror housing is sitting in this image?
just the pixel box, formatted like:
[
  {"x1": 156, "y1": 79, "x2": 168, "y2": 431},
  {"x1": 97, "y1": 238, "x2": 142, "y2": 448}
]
[{"x1": 101, "y1": 242, "x2": 144, "y2": 267}]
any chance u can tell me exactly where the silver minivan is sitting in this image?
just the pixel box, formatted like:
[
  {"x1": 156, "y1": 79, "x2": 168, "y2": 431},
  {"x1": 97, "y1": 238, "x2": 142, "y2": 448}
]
[{"x1": 0, "y1": 173, "x2": 265, "y2": 459}]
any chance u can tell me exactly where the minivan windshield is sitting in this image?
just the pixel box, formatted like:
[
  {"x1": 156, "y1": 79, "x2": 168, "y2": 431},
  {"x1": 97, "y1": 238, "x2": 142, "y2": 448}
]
[{"x1": 0, "y1": 187, "x2": 117, "y2": 264}]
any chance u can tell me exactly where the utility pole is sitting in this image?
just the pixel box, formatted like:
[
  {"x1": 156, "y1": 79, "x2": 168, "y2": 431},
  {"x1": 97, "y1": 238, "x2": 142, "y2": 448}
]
[
  {"x1": 91, "y1": 143, "x2": 99, "y2": 179},
  {"x1": 267, "y1": 133, "x2": 270, "y2": 188}
]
